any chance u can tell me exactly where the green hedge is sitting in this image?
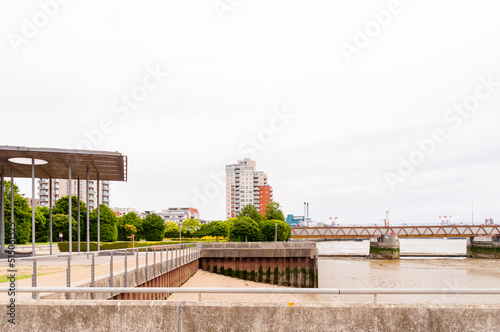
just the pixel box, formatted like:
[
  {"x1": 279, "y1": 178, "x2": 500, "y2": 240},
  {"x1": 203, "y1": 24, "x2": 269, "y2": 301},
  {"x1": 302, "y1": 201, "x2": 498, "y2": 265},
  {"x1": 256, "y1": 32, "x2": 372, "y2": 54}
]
[
  {"x1": 58, "y1": 241, "x2": 189, "y2": 252},
  {"x1": 57, "y1": 242, "x2": 99, "y2": 252}
]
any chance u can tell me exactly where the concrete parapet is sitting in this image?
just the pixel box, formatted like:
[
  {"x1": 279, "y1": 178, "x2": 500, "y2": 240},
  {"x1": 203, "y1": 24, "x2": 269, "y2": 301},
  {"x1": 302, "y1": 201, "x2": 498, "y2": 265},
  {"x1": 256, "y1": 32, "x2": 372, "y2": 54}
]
[
  {"x1": 3, "y1": 301, "x2": 499, "y2": 332},
  {"x1": 369, "y1": 235, "x2": 400, "y2": 260},
  {"x1": 200, "y1": 242, "x2": 318, "y2": 288}
]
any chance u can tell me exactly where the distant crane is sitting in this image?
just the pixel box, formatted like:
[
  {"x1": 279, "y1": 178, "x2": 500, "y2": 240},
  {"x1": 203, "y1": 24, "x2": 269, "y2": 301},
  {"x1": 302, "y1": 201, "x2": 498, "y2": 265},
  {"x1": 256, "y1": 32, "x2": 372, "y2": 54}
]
[{"x1": 439, "y1": 215, "x2": 452, "y2": 224}]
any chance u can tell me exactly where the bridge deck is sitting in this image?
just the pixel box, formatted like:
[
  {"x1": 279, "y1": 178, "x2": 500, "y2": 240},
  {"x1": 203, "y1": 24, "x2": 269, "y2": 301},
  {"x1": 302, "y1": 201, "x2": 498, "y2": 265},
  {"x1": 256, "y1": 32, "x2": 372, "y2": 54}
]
[{"x1": 291, "y1": 225, "x2": 500, "y2": 239}]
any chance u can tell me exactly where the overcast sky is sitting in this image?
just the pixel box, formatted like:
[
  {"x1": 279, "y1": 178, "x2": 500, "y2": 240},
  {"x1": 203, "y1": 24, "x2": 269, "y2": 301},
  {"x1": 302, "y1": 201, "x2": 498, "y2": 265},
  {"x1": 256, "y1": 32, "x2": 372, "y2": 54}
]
[{"x1": 1, "y1": 0, "x2": 499, "y2": 225}]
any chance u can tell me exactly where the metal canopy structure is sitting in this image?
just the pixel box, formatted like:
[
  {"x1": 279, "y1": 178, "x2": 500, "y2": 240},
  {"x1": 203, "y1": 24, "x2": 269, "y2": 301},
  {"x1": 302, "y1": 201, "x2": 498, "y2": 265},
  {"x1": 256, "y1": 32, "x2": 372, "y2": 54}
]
[
  {"x1": 0, "y1": 145, "x2": 127, "y2": 181},
  {"x1": 0, "y1": 145, "x2": 128, "y2": 258}
]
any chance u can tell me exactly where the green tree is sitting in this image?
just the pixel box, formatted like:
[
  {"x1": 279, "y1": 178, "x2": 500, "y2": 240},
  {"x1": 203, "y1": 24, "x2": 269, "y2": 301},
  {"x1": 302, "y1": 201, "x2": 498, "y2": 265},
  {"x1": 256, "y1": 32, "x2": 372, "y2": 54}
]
[
  {"x1": 34, "y1": 207, "x2": 48, "y2": 242},
  {"x1": 142, "y1": 213, "x2": 165, "y2": 241},
  {"x1": 52, "y1": 195, "x2": 87, "y2": 241},
  {"x1": 261, "y1": 219, "x2": 291, "y2": 241},
  {"x1": 181, "y1": 219, "x2": 201, "y2": 235},
  {"x1": 238, "y1": 204, "x2": 265, "y2": 226},
  {"x1": 265, "y1": 201, "x2": 285, "y2": 221},
  {"x1": 229, "y1": 216, "x2": 261, "y2": 242},
  {"x1": 117, "y1": 212, "x2": 143, "y2": 241},
  {"x1": 123, "y1": 224, "x2": 137, "y2": 238},
  {"x1": 165, "y1": 221, "x2": 179, "y2": 233},
  {"x1": 53, "y1": 195, "x2": 87, "y2": 222},
  {"x1": 89, "y1": 204, "x2": 118, "y2": 242},
  {"x1": 51, "y1": 214, "x2": 77, "y2": 242},
  {"x1": 206, "y1": 220, "x2": 229, "y2": 242},
  {"x1": 2, "y1": 181, "x2": 32, "y2": 244}
]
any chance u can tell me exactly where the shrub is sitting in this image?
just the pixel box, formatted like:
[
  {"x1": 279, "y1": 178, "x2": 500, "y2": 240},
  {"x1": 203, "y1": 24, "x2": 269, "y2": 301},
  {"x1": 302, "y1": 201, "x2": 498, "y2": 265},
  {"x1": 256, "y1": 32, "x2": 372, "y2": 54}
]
[
  {"x1": 142, "y1": 213, "x2": 165, "y2": 241},
  {"x1": 229, "y1": 216, "x2": 261, "y2": 242}
]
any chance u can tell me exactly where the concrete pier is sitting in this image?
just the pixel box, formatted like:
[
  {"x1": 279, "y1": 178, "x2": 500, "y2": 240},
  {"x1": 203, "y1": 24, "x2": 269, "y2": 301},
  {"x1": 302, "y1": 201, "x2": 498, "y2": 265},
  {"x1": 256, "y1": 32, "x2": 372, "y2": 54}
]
[
  {"x1": 467, "y1": 236, "x2": 500, "y2": 259},
  {"x1": 369, "y1": 234, "x2": 400, "y2": 260},
  {"x1": 199, "y1": 242, "x2": 318, "y2": 288}
]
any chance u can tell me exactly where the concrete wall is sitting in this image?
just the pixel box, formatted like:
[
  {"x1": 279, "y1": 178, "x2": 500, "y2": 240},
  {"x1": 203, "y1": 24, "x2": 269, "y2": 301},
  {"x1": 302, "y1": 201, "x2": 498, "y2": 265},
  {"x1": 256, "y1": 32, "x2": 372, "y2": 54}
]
[
  {"x1": 44, "y1": 256, "x2": 199, "y2": 300},
  {"x1": 3, "y1": 301, "x2": 499, "y2": 332},
  {"x1": 200, "y1": 242, "x2": 318, "y2": 287}
]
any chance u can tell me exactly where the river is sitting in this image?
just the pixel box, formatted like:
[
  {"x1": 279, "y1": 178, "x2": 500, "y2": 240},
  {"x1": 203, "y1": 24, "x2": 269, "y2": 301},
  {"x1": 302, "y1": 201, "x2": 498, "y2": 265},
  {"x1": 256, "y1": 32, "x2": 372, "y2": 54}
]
[{"x1": 314, "y1": 239, "x2": 500, "y2": 304}]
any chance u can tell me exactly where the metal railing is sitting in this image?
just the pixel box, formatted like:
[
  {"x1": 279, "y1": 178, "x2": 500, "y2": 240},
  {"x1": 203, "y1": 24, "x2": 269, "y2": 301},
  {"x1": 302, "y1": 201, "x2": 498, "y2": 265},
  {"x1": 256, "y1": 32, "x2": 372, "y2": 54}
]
[
  {"x1": 3, "y1": 287, "x2": 500, "y2": 304},
  {"x1": 1, "y1": 243, "x2": 201, "y2": 300}
]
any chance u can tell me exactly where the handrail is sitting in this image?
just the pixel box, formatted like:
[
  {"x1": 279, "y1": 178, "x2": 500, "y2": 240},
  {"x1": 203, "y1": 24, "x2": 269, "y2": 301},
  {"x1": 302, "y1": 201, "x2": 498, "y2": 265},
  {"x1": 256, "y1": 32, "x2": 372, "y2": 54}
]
[
  {"x1": 3, "y1": 287, "x2": 500, "y2": 294},
  {"x1": 3, "y1": 287, "x2": 500, "y2": 304},
  {"x1": 0, "y1": 242, "x2": 200, "y2": 262}
]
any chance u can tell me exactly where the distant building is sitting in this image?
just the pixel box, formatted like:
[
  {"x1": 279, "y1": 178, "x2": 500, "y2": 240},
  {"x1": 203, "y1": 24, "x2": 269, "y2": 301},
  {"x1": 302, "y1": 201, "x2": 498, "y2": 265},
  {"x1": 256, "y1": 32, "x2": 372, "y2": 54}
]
[
  {"x1": 112, "y1": 207, "x2": 139, "y2": 217},
  {"x1": 226, "y1": 158, "x2": 273, "y2": 219},
  {"x1": 161, "y1": 207, "x2": 200, "y2": 225},
  {"x1": 27, "y1": 198, "x2": 40, "y2": 208},
  {"x1": 286, "y1": 214, "x2": 305, "y2": 227},
  {"x1": 37, "y1": 178, "x2": 110, "y2": 210}
]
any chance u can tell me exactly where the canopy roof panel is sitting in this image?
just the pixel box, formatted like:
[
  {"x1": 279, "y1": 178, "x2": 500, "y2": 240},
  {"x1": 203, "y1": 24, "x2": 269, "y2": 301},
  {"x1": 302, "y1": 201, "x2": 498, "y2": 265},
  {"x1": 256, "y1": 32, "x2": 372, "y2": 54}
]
[{"x1": 0, "y1": 146, "x2": 127, "y2": 181}]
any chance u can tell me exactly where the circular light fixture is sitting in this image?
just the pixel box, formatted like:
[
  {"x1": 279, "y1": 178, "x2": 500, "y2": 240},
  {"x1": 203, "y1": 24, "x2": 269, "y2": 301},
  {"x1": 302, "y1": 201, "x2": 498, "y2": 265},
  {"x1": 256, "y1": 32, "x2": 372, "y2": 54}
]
[{"x1": 8, "y1": 157, "x2": 48, "y2": 165}]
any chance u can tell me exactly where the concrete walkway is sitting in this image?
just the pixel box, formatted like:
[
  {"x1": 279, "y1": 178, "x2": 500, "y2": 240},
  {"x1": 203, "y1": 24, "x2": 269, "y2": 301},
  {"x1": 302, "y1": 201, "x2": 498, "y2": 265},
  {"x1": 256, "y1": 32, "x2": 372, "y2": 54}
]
[{"x1": 0, "y1": 248, "x2": 195, "y2": 300}]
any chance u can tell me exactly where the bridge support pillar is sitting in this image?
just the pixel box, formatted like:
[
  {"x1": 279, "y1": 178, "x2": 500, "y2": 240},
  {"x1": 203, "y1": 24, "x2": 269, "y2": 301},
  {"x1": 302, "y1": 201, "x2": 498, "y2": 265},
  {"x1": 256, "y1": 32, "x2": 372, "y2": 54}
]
[
  {"x1": 467, "y1": 236, "x2": 500, "y2": 259},
  {"x1": 369, "y1": 234, "x2": 400, "y2": 260}
]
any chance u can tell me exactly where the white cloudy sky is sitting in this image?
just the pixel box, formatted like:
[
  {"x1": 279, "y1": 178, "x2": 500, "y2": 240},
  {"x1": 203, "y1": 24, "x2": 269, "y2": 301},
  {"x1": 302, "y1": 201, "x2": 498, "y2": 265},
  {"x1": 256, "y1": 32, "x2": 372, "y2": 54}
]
[{"x1": 1, "y1": 0, "x2": 499, "y2": 225}]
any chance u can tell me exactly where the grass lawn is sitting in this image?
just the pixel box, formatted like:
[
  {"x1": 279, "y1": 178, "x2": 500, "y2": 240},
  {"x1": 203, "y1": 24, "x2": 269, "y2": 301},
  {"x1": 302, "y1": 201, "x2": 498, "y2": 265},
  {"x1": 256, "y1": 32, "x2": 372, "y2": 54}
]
[{"x1": 0, "y1": 274, "x2": 33, "y2": 283}]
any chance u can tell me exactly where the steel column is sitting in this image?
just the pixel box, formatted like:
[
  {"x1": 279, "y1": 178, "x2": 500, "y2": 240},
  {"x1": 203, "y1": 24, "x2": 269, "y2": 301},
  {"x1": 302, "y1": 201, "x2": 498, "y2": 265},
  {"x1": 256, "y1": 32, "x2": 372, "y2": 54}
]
[
  {"x1": 86, "y1": 166, "x2": 90, "y2": 253},
  {"x1": 68, "y1": 160, "x2": 72, "y2": 253},
  {"x1": 0, "y1": 166, "x2": 4, "y2": 254},
  {"x1": 49, "y1": 177, "x2": 52, "y2": 255},
  {"x1": 77, "y1": 177, "x2": 80, "y2": 253},
  {"x1": 31, "y1": 157, "x2": 36, "y2": 256},
  {"x1": 97, "y1": 173, "x2": 100, "y2": 251},
  {"x1": 10, "y1": 167, "x2": 14, "y2": 253}
]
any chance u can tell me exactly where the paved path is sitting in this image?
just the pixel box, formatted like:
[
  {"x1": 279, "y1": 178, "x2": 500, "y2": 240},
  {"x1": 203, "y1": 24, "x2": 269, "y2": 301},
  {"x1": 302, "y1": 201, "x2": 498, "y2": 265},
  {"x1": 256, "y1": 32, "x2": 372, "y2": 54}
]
[{"x1": 0, "y1": 248, "x2": 195, "y2": 300}]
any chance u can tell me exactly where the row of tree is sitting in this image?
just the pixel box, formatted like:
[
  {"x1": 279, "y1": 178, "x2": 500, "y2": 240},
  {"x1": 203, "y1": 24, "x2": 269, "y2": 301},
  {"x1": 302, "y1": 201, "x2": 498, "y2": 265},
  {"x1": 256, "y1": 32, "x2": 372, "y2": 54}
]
[
  {"x1": 2, "y1": 181, "x2": 291, "y2": 244},
  {"x1": 1, "y1": 181, "x2": 170, "y2": 244},
  {"x1": 200, "y1": 201, "x2": 291, "y2": 242}
]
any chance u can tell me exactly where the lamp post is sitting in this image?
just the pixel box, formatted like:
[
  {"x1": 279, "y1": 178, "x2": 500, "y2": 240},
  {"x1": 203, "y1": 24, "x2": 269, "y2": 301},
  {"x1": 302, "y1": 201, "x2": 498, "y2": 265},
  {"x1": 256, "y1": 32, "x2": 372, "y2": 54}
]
[{"x1": 275, "y1": 222, "x2": 277, "y2": 242}]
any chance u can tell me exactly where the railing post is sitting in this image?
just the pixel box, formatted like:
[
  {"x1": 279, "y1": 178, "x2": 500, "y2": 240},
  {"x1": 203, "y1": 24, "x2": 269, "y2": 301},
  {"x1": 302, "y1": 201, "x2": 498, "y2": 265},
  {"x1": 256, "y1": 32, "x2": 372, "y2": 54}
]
[
  {"x1": 145, "y1": 248, "x2": 148, "y2": 280},
  {"x1": 32, "y1": 259, "x2": 37, "y2": 300},
  {"x1": 153, "y1": 248, "x2": 156, "y2": 277},
  {"x1": 66, "y1": 255, "x2": 71, "y2": 300},
  {"x1": 159, "y1": 248, "x2": 162, "y2": 274},
  {"x1": 124, "y1": 249, "x2": 128, "y2": 287},
  {"x1": 166, "y1": 246, "x2": 170, "y2": 272},
  {"x1": 374, "y1": 294, "x2": 377, "y2": 304},
  {"x1": 136, "y1": 248, "x2": 139, "y2": 286},
  {"x1": 109, "y1": 251, "x2": 114, "y2": 298},
  {"x1": 91, "y1": 253, "x2": 95, "y2": 300}
]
